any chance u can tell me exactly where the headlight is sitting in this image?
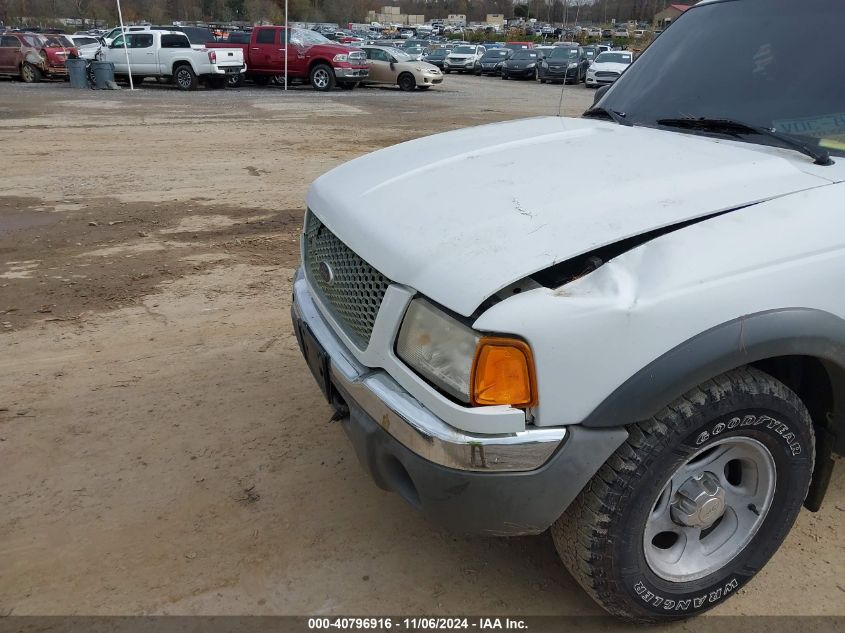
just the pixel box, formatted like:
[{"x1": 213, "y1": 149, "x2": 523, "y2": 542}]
[
  {"x1": 568, "y1": 62, "x2": 578, "y2": 69},
  {"x1": 527, "y1": 62, "x2": 536, "y2": 68},
  {"x1": 396, "y1": 299, "x2": 538, "y2": 407},
  {"x1": 397, "y1": 299, "x2": 479, "y2": 402},
  {"x1": 333, "y1": 53, "x2": 348, "y2": 63}
]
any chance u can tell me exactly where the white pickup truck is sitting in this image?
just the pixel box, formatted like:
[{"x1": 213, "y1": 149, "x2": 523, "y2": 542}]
[
  {"x1": 293, "y1": 0, "x2": 844, "y2": 623},
  {"x1": 100, "y1": 30, "x2": 245, "y2": 90}
]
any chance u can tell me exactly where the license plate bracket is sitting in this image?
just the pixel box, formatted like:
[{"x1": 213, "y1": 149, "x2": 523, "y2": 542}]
[{"x1": 294, "y1": 318, "x2": 333, "y2": 404}]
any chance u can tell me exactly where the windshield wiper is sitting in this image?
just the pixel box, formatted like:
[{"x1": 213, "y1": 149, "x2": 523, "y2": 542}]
[
  {"x1": 583, "y1": 106, "x2": 632, "y2": 127},
  {"x1": 657, "y1": 117, "x2": 832, "y2": 166}
]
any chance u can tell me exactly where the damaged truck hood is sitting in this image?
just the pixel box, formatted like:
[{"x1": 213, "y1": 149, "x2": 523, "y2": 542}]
[{"x1": 305, "y1": 116, "x2": 831, "y2": 317}]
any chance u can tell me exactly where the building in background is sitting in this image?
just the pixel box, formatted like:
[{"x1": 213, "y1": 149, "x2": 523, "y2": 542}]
[
  {"x1": 653, "y1": 4, "x2": 691, "y2": 28},
  {"x1": 367, "y1": 6, "x2": 424, "y2": 26},
  {"x1": 486, "y1": 14, "x2": 505, "y2": 27},
  {"x1": 446, "y1": 14, "x2": 467, "y2": 27}
]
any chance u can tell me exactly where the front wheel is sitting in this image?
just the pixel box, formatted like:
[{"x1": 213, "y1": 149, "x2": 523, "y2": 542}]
[
  {"x1": 553, "y1": 367, "x2": 814, "y2": 622},
  {"x1": 226, "y1": 73, "x2": 244, "y2": 88},
  {"x1": 309, "y1": 63, "x2": 335, "y2": 91},
  {"x1": 397, "y1": 72, "x2": 415, "y2": 92}
]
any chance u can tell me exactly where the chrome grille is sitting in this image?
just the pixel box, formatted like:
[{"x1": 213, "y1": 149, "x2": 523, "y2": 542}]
[
  {"x1": 596, "y1": 71, "x2": 620, "y2": 78},
  {"x1": 303, "y1": 211, "x2": 391, "y2": 346}
]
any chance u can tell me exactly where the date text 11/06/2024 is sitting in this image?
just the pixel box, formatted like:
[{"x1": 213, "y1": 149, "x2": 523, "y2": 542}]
[{"x1": 308, "y1": 618, "x2": 528, "y2": 630}]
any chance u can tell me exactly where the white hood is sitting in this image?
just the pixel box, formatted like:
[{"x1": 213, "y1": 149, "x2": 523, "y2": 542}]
[
  {"x1": 306, "y1": 117, "x2": 829, "y2": 316},
  {"x1": 590, "y1": 61, "x2": 630, "y2": 73}
]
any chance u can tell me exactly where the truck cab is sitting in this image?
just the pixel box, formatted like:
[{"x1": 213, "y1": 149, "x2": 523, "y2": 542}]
[{"x1": 207, "y1": 26, "x2": 368, "y2": 90}]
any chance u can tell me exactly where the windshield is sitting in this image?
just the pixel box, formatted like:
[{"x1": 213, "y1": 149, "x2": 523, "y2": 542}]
[
  {"x1": 386, "y1": 47, "x2": 411, "y2": 61},
  {"x1": 550, "y1": 47, "x2": 578, "y2": 60},
  {"x1": 294, "y1": 28, "x2": 330, "y2": 46},
  {"x1": 512, "y1": 50, "x2": 539, "y2": 60},
  {"x1": 428, "y1": 49, "x2": 447, "y2": 57},
  {"x1": 599, "y1": 0, "x2": 845, "y2": 156},
  {"x1": 453, "y1": 46, "x2": 476, "y2": 54},
  {"x1": 482, "y1": 50, "x2": 509, "y2": 59},
  {"x1": 595, "y1": 52, "x2": 631, "y2": 64},
  {"x1": 405, "y1": 46, "x2": 423, "y2": 54}
]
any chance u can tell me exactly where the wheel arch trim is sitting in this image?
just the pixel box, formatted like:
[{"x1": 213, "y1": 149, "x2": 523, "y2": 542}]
[{"x1": 580, "y1": 308, "x2": 845, "y2": 430}]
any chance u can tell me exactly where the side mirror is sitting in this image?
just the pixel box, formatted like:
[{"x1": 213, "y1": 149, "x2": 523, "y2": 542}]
[
  {"x1": 389, "y1": 61, "x2": 395, "y2": 70},
  {"x1": 593, "y1": 84, "x2": 611, "y2": 105}
]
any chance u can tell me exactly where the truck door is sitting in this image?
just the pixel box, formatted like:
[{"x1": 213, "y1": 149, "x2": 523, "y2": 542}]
[
  {"x1": 0, "y1": 36, "x2": 21, "y2": 73},
  {"x1": 251, "y1": 27, "x2": 285, "y2": 72},
  {"x1": 128, "y1": 33, "x2": 156, "y2": 75}
]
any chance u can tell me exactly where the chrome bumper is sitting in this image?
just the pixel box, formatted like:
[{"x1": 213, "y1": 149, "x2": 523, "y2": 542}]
[{"x1": 292, "y1": 269, "x2": 566, "y2": 472}]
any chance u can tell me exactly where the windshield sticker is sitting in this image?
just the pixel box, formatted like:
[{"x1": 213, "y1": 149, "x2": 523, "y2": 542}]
[{"x1": 774, "y1": 113, "x2": 845, "y2": 149}]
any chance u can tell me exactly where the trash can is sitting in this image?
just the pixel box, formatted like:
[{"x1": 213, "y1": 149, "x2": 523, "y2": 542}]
[
  {"x1": 66, "y1": 58, "x2": 88, "y2": 89},
  {"x1": 91, "y1": 61, "x2": 115, "y2": 90}
]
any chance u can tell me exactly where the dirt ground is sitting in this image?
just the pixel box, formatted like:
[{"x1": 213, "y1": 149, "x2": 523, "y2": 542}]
[{"x1": 0, "y1": 76, "x2": 842, "y2": 621}]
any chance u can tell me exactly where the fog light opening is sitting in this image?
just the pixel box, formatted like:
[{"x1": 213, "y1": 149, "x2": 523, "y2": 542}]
[{"x1": 382, "y1": 456, "x2": 420, "y2": 507}]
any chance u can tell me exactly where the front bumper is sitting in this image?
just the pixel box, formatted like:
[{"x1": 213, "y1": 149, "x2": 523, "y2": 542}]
[
  {"x1": 502, "y1": 66, "x2": 536, "y2": 77},
  {"x1": 291, "y1": 269, "x2": 628, "y2": 535},
  {"x1": 444, "y1": 61, "x2": 475, "y2": 71},
  {"x1": 586, "y1": 74, "x2": 619, "y2": 85},
  {"x1": 335, "y1": 67, "x2": 369, "y2": 79},
  {"x1": 540, "y1": 66, "x2": 577, "y2": 80}
]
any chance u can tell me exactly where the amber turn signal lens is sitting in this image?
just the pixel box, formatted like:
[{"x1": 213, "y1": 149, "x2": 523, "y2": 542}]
[{"x1": 471, "y1": 337, "x2": 538, "y2": 408}]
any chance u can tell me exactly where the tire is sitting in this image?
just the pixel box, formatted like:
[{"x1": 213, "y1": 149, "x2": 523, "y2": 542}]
[
  {"x1": 501, "y1": 73, "x2": 508, "y2": 80},
  {"x1": 309, "y1": 63, "x2": 335, "y2": 91},
  {"x1": 540, "y1": 78, "x2": 546, "y2": 84},
  {"x1": 21, "y1": 63, "x2": 42, "y2": 83},
  {"x1": 552, "y1": 367, "x2": 814, "y2": 623},
  {"x1": 444, "y1": 69, "x2": 451, "y2": 74},
  {"x1": 226, "y1": 73, "x2": 244, "y2": 88},
  {"x1": 173, "y1": 64, "x2": 197, "y2": 91},
  {"x1": 397, "y1": 72, "x2": 415, "y2": 92}
]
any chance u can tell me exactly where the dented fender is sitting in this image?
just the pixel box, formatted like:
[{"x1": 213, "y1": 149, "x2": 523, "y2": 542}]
[{"x1": 471, "y1": 183, "x2": 845, "y2": 428}]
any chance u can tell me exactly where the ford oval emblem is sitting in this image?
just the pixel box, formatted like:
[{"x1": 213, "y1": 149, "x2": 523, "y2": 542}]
[{"x1": 318, "y1": 261, "x2": 334, "y2": 285}]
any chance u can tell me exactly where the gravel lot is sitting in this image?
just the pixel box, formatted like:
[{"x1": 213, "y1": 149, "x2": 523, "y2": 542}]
[{"x1": 0, "y1": 75, "x2": 842, "y2": 621}]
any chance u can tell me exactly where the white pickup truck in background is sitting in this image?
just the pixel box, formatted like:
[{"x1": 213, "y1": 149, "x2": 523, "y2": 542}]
[{"x1": 100, "y1": 30, "x2": 245, "y2": 90}]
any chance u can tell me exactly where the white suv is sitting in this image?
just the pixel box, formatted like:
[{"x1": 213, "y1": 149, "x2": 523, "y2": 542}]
[
  {"x1": 443, "y1": 44, "x2": 486, "y2": 74},
  {"x1": 293, "y1": 0, "x2": 843, "y2": 622}
]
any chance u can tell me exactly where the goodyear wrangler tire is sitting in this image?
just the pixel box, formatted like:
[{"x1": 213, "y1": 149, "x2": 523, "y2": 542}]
[{"x1": 552, "y1": 367, "x2": 814, "y2": 622}]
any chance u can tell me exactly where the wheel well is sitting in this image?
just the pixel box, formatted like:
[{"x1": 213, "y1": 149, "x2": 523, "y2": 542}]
[
  {"x1": 172, "y1": 61, "x2": 192, "y2": 74},
  {"x1": 750, "y1": 355, "x2": 845, "y2": 510},
  {"x1": 308, "y1": 59, "x2": 332, "y2": 75}
]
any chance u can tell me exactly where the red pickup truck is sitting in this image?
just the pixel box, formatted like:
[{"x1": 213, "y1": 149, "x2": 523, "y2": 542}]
[{"x1": 208, "y1": 26, "x2": 368, "y2": 90}]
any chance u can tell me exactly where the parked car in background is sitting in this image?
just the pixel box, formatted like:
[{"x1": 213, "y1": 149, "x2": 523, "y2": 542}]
[
  {"x1": 539, "y1": 45, "x2": 588, "y2": 84},
  {"x1": 225, "y1": 31, "x2": 251, "y2": 44},
  {"x1": 443, "y1": 44, "x2": 485, "y2": 74},
  {"x1": 504, "y1": 41, "x2": 533, "y2": 51},
  {"x1": 423, "y1": 47, "x2": 448, "y2": 69},
  {"x1": 147, "y1": 25, "x2": 216, "y2": 49},
  {"x1": 479, "y1": 48, "x2": 512, "y2": 75},
  {"x1": 402, "y1": 45, "x2": 427, "y2": 61},
  {"x1": 501, "y1": 49, "x2": 542, "y2": 80},
  {"x1": 207, "y1": 26, "x2": 368, "y2": 90},
  {"x1": 613, "y1": 27, "x2": 629, "y2": 37},
  {"x1": 101, "y1": 31, "x2": 244, "y2": 90},
  {"x1": 0, "y1": 32, "x2": 76, "y2": 82},
  {"x1": 585, "y1": 50, "x2": 633, "y2": 87},
  {"x1": 103, "y1": 25, "x2": 149, "y2": 46},
  {"x1": 582, "y1": 45, "x2": 600, "y2": 63},
  {"x1": 361, "y1": 45, "x2": 443, "y2": 91},
  {"x1": 67, "y1": 34, "x2": 103, "y2": 60}
]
